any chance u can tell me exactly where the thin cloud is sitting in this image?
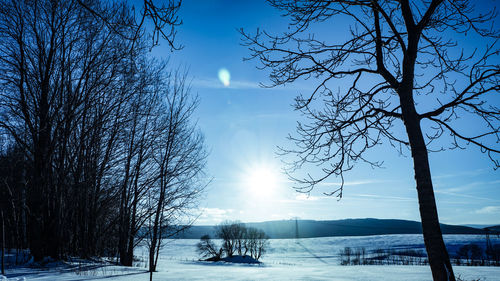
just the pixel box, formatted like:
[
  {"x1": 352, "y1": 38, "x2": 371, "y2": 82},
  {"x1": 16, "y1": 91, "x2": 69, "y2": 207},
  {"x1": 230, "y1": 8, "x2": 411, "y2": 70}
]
[
  {"x1": 351, "y1": 193, "x2": 415, "y2": 202},
  {"x1": 254, "y1": 113, "x2": 295, "y2": 120},
  {"x1": 433, "y1": 168, "x2": 487, "y2": 179},
  {"x1": 475, "y1": 206, "x2": 500, "y2": 214},
  {"x1": 196, "y1": 207, "x2": 234, "y2": 224},
  {"x1": 278, "y1": 194, "x2": 328, "y2": 204},
  {"x1": 295, "y1": 194, "x2": 322, "y2": 201},
  {"x1": 435, "y1": 190, "x2": 500, "y2": 203},
  {"x1": 201, "y1": 207, "x2": 233, "y2": 215},
  {"x1": 438, "y1": 179, "x2": 500, "y2": 193},
  {"x1": 192, "y1": 78, "x2": 261, "y2": 89},
  {"x1": 192, "y1": 77, "x2": 310, "y2": 91},
  {"x1": 317, "y1": 179, "x2": 385, "y2": 187}
]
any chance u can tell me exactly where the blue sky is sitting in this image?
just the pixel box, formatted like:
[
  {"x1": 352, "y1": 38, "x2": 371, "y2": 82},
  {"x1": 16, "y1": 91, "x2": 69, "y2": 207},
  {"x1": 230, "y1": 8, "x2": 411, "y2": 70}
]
[{"x1": 150, "y1": 0, "x2": 499, "y2": 226}]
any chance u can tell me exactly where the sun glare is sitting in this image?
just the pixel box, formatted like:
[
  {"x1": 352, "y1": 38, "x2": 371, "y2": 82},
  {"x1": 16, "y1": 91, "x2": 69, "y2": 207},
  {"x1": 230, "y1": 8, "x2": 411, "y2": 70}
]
[{"x1": 243, "y1": 164, "x2": 282, "y2": 198}]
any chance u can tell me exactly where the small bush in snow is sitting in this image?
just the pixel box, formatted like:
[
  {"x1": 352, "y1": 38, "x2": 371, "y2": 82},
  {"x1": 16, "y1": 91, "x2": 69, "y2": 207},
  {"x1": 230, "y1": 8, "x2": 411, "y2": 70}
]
[
  {"x1": 198, "y1": 221, "x2": 269, "y2": 262},
  {"x1": 196, "y1": 235, "x2": 222, "y2": 260}
]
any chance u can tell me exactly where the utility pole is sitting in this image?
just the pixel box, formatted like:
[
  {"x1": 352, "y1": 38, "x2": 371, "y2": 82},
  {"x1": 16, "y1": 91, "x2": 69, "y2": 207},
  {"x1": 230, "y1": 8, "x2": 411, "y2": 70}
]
[{"x1": 294, "y1": 217, "x2": 299, "y2": 240}]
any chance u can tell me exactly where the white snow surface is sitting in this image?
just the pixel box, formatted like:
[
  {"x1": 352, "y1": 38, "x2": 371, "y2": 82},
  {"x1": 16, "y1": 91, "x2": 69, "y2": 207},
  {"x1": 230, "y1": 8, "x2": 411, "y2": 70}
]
[{"x1": 2, "y1": 234, "x2": 499, "y2": 280}]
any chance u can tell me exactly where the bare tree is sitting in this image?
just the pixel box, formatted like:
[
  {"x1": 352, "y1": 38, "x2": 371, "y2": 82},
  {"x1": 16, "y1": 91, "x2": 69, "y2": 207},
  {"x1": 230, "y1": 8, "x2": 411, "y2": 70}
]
[
  {"x1": 246, "y1": 227, "x2": 268, "y2": 261},
  {"x1": 76, "y1": 0, "x2": 183, "y2": 49},
  {"x1": 0, "y1": 0, "x2": 187, "y2": 264},
  {"x1": 0, "y1": 143, "x2": 28, "y2": 264},
  {"x1": 116, "y1": 58, "x2": 168, "y2": 266},
  {"x1": 215, "y1": 222, "x2": 268, "y2": 261},
  {"x1": 216, "y1": 221, "x2": 246, "y2": 257},
  {"x1": 146, "y1": 71, "x2": 208, "y2": 280},
  {"x1": 242, "y1": 1, "x2": 499, "y2": 280},
  {"x1": 196, "y1": 235, "x2": 221, "y2": 260},
  {"x1": 0, "y1": 0, "x2": 138, "y2": 260},
  {"x1": 255, "y1": 230, "x2": 269, "y2": 260}
]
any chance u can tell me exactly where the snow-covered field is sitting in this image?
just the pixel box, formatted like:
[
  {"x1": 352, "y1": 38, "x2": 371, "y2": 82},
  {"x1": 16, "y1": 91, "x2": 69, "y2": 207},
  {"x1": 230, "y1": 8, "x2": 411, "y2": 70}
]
[{"x1": 2, "y1": 234, "x2": 499, "y2": 280}]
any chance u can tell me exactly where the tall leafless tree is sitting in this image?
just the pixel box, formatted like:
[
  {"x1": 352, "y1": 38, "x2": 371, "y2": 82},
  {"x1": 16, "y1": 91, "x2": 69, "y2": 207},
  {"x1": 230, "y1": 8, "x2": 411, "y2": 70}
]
[
  {"x1": 117, "y1": 58, "x2": 167, "y2": 266},
  {"x1": 0, "y1": 0, "x2": 136, "y2": 260},
  {"x1": 146, "y1": 71, "x2": 208, "y2": 280},
  {"x1": 242, "y1": 1, "x2": 499, "y2": 280},
  {"x1": 0, "y1": 0, "x2": 195, "y2": 265}
]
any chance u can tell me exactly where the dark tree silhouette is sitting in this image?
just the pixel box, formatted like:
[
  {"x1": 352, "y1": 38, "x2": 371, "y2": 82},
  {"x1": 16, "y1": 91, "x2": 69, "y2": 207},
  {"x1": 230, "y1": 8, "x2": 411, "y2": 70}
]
[
  {"x1": 215, "y1": 221, "x2": 269, "y2": 261},
  {"x1": 0, "y1": 0, "x2": 200, "y2": 267},
  {"x1": 246, "y1": 227, "x2": 268, "y2": 260},
  {"x1": 197, "y1": 235, "x2": 221, "y2": 260},
  {"x1": 147, "y1": 71, "x2": 208, "y2": 281},
  {"x1": 456, "y1": 243, "x2": 483, "y2": 265},
  {"x1": 1, "y1": 210, "x2": 4, "y2": 275},
  {"x1": 0, "y1": 0, "x2": 140, "y2": 260},
  {"x1": 76, "y1": 0, "x2": 183, "y2": 49},
  {"x1": 216, "y1": 221, "x2": 245, "y2": 257},
  {"x1": 242, "y1": 1, "x2": 499, "y2": 280}
]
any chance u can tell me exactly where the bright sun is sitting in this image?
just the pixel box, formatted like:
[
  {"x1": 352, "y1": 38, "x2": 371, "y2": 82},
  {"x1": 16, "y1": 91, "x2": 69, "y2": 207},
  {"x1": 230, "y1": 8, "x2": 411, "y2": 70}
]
[{"x1": 244, "y1": 165, "x2": 281, "y2": 197}]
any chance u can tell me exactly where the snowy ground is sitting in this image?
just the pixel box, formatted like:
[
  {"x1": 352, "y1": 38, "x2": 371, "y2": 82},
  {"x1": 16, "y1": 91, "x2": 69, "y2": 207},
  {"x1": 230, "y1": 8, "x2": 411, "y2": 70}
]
[{"x1": 2, "y1": 234, "x2": 499, "y2": 280}]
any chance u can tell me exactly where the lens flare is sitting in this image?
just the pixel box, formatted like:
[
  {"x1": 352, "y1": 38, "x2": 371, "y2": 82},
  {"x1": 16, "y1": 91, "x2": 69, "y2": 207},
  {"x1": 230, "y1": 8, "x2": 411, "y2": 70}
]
[{"x1": 218, "y1": 68, "x2": 231, "y2": 87}]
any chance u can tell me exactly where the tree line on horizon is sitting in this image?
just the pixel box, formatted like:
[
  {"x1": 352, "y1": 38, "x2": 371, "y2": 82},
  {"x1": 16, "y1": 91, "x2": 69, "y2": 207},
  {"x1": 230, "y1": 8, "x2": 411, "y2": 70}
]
[
  {"x1": 0, "y1": 1, "x2": 206, "y2": 277},
  {"x1": 339, "y1": 243, "x2": 500, "y2": 266}
]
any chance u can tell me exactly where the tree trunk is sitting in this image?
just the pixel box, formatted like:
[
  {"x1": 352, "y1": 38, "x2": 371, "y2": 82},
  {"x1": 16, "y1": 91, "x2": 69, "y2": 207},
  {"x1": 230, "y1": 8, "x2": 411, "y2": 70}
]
[
  {"x1": 400, "y1": 90, "x2": 455, "y2": 281},
  {"x1": 118, "y1": 182, "x2": 130, "y2": 265},
  {"x1": 30, "y1": 136, "x2": 47, "y2": 262},
  {"x1": 2, "y1": 210, "x2": 5, "y2": 275},
  {"x1": 125, "y1": 192, "x2": 138, "y2": 267}
]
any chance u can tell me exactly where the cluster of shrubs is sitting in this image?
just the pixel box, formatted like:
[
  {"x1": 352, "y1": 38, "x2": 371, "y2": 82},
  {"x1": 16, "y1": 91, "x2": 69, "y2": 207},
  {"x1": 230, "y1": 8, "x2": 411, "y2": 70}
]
[
  {"x1": 197, "y1": 221, "x2": 269, "y2": 262},
  {"x1": 454, "y1": 243, "x2": 500, "y2": 266},
  {"x1": 339, "y1": 243, "x2": 500, "y2": 266},
  {"x1": 339, "y1": 247, "x2": 428, "y2": 266}
]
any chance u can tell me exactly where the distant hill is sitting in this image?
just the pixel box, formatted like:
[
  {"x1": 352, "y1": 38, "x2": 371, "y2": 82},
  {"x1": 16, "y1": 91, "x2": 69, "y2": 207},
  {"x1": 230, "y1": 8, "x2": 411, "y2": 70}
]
[
  {"x1": 462, "y1": 224, "x2": 499, "y2": 229},
  {"x1": 484, "y1": 225, "x2": 500, "y2": 232},
  {"x1": 174, "y1": 218, "x2": 487, "y2": 239}
]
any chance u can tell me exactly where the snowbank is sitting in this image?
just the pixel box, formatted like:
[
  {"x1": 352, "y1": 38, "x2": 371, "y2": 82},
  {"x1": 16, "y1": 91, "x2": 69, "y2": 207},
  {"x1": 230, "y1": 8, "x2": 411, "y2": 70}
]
[{"x1": 1, "y1": 235, "x2": 499, "y2": 280}]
